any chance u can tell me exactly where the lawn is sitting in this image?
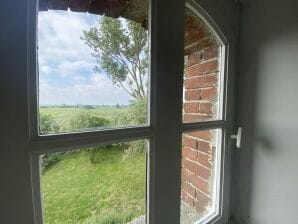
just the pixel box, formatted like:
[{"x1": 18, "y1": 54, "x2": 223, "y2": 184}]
[{"x1": 41, "y1": 146, "x2": 146, "y2": 224}]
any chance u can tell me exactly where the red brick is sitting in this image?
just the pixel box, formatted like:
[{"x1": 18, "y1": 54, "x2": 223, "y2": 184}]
[
  {"x1": 204, "y1": 47, "x2": 219, "y2": 60},
  {"x1": 197, "y1": 152, "x2": 212, "y2": 168},
  {"x1": 199, "y1": 102, "x2": 213, "y2": 114},
  {"x1": 197, "y1": 141, "x2": 212, "y2": 154},
  {"x1": 196, "y1": 164, "x2": 211, "y2": 180},
  {"x1": 194, "y1": 190, "x2": 210, "y2": 213},
  {"x1": 182, "y1": 136, "x2": 197, "y2": 149},
  {"x1": 185, "y1": 89, "x2": 201, "y2": 101},
  {"x1": 184, "y1": 15, "x2": 202, "y2": 34},
  {"x1": 184, "y1": 182, "x2": 196, "y2": 198},
  {"x1": 184, "y1": 31, "x2": 206, "y2": 46},
  {"x1": 182, "y1": 159, "x2": 198, "y2": 174},
  {"x1": 200, "y1": 87, "x2": 218, "y2": 101},
  {"x1": 183, "y1": 159, "x2": 211, "y2": 180},
  {"x1": 185, "y1": 37, "x2": 215, "y2": 55},
  {"x1": 186, "y1": 52, "x2": 203, "y2": 67},
  {"x1": 182, "y1": 147, "x2": 198, "y2": 161},
  {"x1": 184, "y1": 87, "x2": 218, "y2": 101},
  {"x1": 181, "y1": 190, "x2": 194, "y2": 206},
  {"x1": 188, "y1": 130, "x2": 212, "y2": 142},
  {"x1": 184, "y1": 75, "x2": 217, "y2": 89},
  {"x1": 188, "y1": 172, "x2": 209, "y2": 194},
  {"x1": 183, "y1": 114, "x2": 213, "y2": 122},
  {"x1": 181, "y1": 168, "x2": 189, "y2": 181},
  {"x1": 185, "y1": 60, "x2": 219, "y2": 77},
  {"x1": 184, "y1": 102, "x2": 200, "y2": 113}
]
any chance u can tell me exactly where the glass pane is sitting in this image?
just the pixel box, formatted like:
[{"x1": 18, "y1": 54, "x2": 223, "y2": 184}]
[
  {"x1": 183, "y1": 7, "x2": 223, "y2": 123},
  {"x1": 40, "y1": 140, "x2": 147, "y2": 224},
  {"x1": 37, "y1": 1, "x2": 149, "y2": 134},
  {"x1": 180, "y1": 129, "x2": 221, "y2": 223}
]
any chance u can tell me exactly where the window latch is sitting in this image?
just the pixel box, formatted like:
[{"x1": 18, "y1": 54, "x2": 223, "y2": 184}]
[{"x1": 231, "y1": 127, "x2": 242, "y2": 149}]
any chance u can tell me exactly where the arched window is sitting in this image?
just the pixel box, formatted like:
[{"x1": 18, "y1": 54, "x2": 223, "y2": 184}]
[
  {"x1": 24, "y1": 0, "x2": 235, "y2": 224},
  {"x1": 181, "y1": 3, "x2": 228, "y2": 223}
]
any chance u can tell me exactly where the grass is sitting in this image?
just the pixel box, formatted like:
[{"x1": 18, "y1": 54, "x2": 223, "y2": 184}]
[
  {"x1": 41, "y1": 146, "x2": 146, "y2": 224},
  {"x1": 40, "y1": 107, "x2": 129, "y2": 121},
  {"x1": 40, "y1": 107, "x2": 130, "y2": 132}
]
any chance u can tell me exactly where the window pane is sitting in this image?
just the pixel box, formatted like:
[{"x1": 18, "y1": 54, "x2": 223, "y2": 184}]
[
  {"x1": 183, "y1": 7, "x2": 223, "y2": 123},
  {"x1": 40, "y1": 140, "x2": 147, "y2": 224},
  {"x1": 181, "y1": 129, "x2": 221, "y2": 223},
  {"x1": 37, "y1": 2, "x2": 149, "y2": 134}
]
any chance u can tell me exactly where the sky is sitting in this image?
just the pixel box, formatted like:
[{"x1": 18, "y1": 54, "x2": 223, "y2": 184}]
[{"x1": 38, "y1": 10, "x2": 131, "y2": 105}]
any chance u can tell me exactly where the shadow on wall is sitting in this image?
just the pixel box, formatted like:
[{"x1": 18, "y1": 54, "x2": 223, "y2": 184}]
[{"x1": 231, "y1": 0, "x2": 298, "y2": 223}]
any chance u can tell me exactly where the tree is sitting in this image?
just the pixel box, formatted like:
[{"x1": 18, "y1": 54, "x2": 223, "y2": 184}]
[
  {"x1": 39, "y1": 114, "x2": 61, "y2": 171},
  {"x1": 88, "y1": 115, "x2": 110, "y2": 128},
  {"x1": 82, "y1": 16, "x2": 148, "y2": 101},
  {"x1": 40, "y1": 114, "x2": 60, "y2": 133}
]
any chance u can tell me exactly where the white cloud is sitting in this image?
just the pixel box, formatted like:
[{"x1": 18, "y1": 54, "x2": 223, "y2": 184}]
[
  {"x1": 37, "y1": 10, "x2": 131, "y2": 105},
  {"x1": 40, "y1": 73, "x2": 131, "y2": 105},
  {"x1": 38, "y1": 10, "x2": 96, "y2": 76},
  {"x1": 38, "y1": 10, "x2": 94, "y2": 60}
]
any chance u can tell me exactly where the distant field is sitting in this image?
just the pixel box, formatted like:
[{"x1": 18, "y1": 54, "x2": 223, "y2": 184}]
[
  {"x1": 40, "y1": 107, "x2": 129, "y2": 121},
  {"x1": 40, "y1": 107, "x2": 130, "y2": 132}
]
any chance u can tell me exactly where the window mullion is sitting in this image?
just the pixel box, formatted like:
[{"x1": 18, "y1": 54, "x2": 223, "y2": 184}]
[
  {"x1": 149, "y1": 0, "x2": 185, "y2": 223},
  {"x1": 29, "y1": 126, "x2": 152, "y2": 153}
]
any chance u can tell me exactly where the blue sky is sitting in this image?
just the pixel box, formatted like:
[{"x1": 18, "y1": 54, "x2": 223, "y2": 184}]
[{"x1": 38, "y1": 10, "x2": 131, "y2": 105}]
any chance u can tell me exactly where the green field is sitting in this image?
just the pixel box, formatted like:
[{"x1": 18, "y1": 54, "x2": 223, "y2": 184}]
[
  {"x1": 40, "y1": 107, "x2": 131, "y2": 132},
  {"x1": 42, "y1": 146, "x2": 146, "y2": 224},
  {"x1": 40, "y1": 107, "x2": 129, "y2": 121},
  {"x1": 39, "y1": 106, "x2": 147, "y2": 223}
]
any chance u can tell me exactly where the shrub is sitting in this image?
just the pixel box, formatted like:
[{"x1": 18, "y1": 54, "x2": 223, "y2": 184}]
[
  {"x1": 40, "y1": 114, "x2": 60, "y2": 133},
  {"x1": 39, "y1": 114, "x2": 62, "y2": 171},
  {"x1": 87, "y1": 144, "x2": 125, "y2": 164},
  {"x1": 69, "y1": 110, "x2": 90, "y2": 130},
  {"x1": 40, "y1": 153, "x2": 63, "y2": 172},
  {"x1": 128, "y1": 97, "x2": 147, "y2": 125},
  {"x1": 124, "y1": 98, "x2": 148, "y2": 157},
  {"x1": 88, "y1": 116, "x2": 110, "y2": 128},
  {"x1": 122, "y1": 140, "x2": 146, "y2": 160}
]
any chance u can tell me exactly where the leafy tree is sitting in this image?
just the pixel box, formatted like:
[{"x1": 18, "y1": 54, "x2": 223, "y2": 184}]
[
  {"x1": 82, "y1": 16, "x2": 148, "y2": 101},
  {"x1": 39, "y1": 114, "x2": 61, "y2": 171},
  {"x1": 128, "y1": 97, "x2": 147, "y2": 124},
  {"x1": 40, "y1": 114, "x2": 60, "y2": 133},
  {"x1": 69, "y1": 111, "x2": 90, "y2": 130},
  {"x1": 88, "y1": 116, "x2": 110, "y2": 128}
]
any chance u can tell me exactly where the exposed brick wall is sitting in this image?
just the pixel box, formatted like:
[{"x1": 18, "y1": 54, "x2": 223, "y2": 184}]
[{"x1": 181, "y1": 9, "x2": 220, "y2": 217}]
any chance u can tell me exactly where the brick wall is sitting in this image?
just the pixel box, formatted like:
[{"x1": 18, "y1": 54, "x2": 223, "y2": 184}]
[{"x1": 181, "y1": 9, "x2": 220, "y2": 217}]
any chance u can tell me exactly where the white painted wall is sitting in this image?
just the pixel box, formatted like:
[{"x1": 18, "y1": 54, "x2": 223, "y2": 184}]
[{"x1": 232, "y1": 0, "x2": 298, "y2": 223}]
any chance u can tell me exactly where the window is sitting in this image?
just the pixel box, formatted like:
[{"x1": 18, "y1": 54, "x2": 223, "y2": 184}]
[
  {"x1": 37, "y1": 8, "x2": 150, "y2": 134},
  {"x1": 180, "y1": 4, "x2": 228, "y2": 223},
  {"x1": 40, "y1": 141, "x2": 148, "y2": 224},
  {"x1": 25, "y1": 0, "x2": 235, "y2": 224}
]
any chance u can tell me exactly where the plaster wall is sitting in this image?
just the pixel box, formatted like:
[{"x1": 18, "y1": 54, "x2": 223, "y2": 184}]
[{"x1": 232, "y1": 0, "x2": 298, "y2": 223}]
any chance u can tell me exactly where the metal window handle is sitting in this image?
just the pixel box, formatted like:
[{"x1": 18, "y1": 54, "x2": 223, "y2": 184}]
[{"x1": 231, "y1": 127, "x2": 242, "y2": 149}]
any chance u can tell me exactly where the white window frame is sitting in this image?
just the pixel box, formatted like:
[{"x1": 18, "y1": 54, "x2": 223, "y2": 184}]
[{"x1": 23, "y1": 0, "x2": 237, "y2": 224}]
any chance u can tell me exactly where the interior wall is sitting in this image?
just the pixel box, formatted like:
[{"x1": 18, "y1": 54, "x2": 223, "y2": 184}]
[{"x1": 232, "y1": 0, "x2": 298, "y2": 223}]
